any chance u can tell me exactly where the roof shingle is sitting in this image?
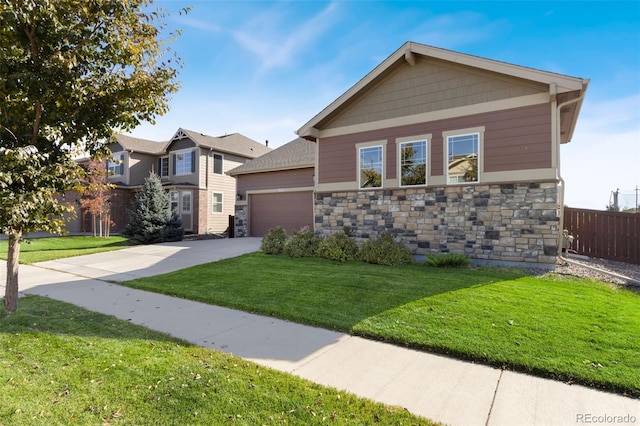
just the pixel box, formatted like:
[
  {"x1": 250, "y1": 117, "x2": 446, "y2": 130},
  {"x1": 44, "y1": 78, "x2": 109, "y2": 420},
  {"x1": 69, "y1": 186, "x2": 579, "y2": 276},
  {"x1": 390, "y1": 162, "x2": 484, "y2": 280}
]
[{"x1": 228, "y1": 138, "x2": 315, "y2": 176}]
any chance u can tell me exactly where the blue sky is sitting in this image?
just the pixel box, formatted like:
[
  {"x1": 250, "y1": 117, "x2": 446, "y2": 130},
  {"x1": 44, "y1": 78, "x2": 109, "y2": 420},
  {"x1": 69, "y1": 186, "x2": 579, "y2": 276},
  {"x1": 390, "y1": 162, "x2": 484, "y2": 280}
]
[{"x1": 130, "y1": 1, "x2": 640, "y2": 210}]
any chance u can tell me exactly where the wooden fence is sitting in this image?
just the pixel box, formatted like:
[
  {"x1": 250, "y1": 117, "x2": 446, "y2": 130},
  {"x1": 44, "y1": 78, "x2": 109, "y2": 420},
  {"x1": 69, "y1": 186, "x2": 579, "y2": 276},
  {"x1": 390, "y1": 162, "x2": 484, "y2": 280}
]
[{"x1": 563, "y1": 207, "x2": 639, "y2": 264}]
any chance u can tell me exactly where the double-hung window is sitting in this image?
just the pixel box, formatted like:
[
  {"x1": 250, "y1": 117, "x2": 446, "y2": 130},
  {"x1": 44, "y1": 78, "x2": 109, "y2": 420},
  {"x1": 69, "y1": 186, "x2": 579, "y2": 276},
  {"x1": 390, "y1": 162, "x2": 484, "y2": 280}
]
[
  {"x1": 399, "y1": 140, "x2": 427, "y2": 186},
  {"x1": 358, "y1": 145, "x2": 383, "y2": 189},
  {"x1": 108, "y1": 153, "x2": 124, "y2": 176},
  {"x1": 173, "y1": 150, "x2": 196, "y2": 175},
  {"x1": 213, "y1": 153, "x2": 223, "y2": 175},
  {"x1": 158, "y1": 156, "x2": 169, "y2": 178},
  {"x1": 212, "y1": 192, "x2": 223, "y2": 213},
  {"x1": 446, "y1": 132, "x2": 480, "y2": 184}
]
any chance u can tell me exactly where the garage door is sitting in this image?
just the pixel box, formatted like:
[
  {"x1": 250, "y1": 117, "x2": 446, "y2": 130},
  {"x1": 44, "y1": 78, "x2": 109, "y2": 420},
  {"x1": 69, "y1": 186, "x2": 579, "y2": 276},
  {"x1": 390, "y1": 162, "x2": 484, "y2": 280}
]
[{"x1": 250, "y1": 191, "x2": 313, "y2": 237}]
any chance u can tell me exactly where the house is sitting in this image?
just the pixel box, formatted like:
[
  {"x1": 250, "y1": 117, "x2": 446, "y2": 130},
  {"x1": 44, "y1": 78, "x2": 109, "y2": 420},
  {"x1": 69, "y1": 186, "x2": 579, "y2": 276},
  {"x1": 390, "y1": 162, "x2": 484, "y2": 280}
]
[
  {"x1": 238, "y1": 42, "x2": 589, "y2": 268},
  {"x1": 67, "y1": 128, "x2": 271, "y2": 235},
  {"x1": 229, "y1": 138, "x2": 315, "y2": 236}
]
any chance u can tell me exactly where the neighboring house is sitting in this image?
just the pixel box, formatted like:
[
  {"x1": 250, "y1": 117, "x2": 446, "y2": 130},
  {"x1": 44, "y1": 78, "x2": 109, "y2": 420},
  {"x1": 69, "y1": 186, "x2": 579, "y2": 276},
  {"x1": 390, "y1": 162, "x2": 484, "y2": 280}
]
[
  {"x1": 67, "y1": 128, "x2": 271, "y2": 235},
  {"x1": 240, "y1": 42, "x2": 589, "y2": 268},
  {"x1": 229, "y1": 138, "x2": 315, "y2": 236}
]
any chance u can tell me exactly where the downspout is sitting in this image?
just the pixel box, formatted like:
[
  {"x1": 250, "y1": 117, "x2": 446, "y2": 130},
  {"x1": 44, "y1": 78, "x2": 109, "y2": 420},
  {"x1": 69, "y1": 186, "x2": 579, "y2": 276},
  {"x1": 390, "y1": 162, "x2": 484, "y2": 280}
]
[{"x1": 555, "y1": 85, "x2": 587, "y2": 260}]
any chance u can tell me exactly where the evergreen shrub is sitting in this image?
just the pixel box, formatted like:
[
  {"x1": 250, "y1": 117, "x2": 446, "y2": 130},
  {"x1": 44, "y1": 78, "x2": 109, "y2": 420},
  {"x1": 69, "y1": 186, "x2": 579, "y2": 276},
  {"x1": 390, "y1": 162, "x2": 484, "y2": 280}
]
[
  {"x1": 359, "y1": 231, "x2": 413, "y2": 266},
  {"x1": 283, "y1": 226, "x2": 320, "y2": 258},
  {"x1": 261, "y1": 226, "x2": 287, "y2": 254}
]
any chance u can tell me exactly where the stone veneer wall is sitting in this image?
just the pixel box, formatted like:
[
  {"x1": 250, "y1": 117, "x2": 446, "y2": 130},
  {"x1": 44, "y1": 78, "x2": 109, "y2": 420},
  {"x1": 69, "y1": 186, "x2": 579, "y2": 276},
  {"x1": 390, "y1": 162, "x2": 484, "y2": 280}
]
[
  {"x1": 234, "y1": 204, "x2": 248, "y2": 237},
  {"x1": 315, "y1": 182, "x2": 560, "y2": 267}
]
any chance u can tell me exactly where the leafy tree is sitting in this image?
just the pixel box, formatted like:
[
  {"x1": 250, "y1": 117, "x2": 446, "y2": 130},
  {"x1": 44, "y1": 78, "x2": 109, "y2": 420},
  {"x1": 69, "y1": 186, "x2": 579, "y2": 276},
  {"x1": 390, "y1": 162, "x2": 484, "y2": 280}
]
[
  {"x1": 0, "y1": 0, "x2": 185, "y2": 312},
  {"x1": 0, "y1": 146, "x2": 81, "y2": 312},
  {"x1": 122, "y1": 172, "x2": 183, "y2": 244},
  {"x1": 79, "y1": 159, "x2": 115, "y2": 237}
]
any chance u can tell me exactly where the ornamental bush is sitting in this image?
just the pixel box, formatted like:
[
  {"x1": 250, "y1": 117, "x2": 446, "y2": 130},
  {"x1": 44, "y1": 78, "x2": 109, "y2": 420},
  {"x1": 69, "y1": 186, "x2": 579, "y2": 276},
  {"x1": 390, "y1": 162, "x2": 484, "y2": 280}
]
[
  {"x1": 316, "y1": 230, "x2": 359, "y2": 262},
  {"x1": 424, "y1": 252, "x2": 471, "y2": 268},
  {"x1": 261, "y1": 226, "x2": 287, "y2": 254},
  {"x1": 359, "y1": 231, "x2": 413, "y2": 266},
  {"x1": 283, "y1": 227, "x2": 321, "y2": 258}
]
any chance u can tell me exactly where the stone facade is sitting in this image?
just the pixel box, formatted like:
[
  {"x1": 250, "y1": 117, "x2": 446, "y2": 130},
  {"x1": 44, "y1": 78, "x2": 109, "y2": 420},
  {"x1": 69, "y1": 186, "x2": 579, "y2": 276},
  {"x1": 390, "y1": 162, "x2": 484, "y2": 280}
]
[
  {"x1": 315, "y1": 181, "x2": 560, "y2": 267},
  {"x1": 234, "y1": 203, "x2": 248, "y2": 237}
]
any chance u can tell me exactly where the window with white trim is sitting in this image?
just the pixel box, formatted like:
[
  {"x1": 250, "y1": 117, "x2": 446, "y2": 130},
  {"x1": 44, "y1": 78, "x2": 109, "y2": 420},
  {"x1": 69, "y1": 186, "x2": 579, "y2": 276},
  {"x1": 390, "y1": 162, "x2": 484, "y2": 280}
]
[
  {"x1": 173, "y1": 150, "x2": 195, "y2": 175},
  {"x1": 182, "y1": 192, "x2": 191, "y2": 213},
  {"x1": 108, "y1": 152, "x2": 124, "y2": 176},
  {"x1": 212, "y1": 192, "x2": 223, "y2": 213},
  {"x1": 446, "y1": 133, "x2": 479, "y2": 184},
  {"x1": 359, "y1": 145, "x2": 383, "y2": 189},
  {"x1": 159, "y1": 156, "x2": 169, "y2": 178},
  {"x1": 399, "y1": 140, "x2": 427, "y2": 186},
  {"x1": 213, "y1": 153, "x2": 223, "y2": 175}
]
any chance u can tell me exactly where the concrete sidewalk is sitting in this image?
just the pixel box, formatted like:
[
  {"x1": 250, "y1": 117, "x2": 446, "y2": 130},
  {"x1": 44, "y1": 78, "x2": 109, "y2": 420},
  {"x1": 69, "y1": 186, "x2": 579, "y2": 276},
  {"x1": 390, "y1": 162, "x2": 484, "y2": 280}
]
[{"x1": 1, "y1": 238, "x2": 638, "y2": 425}]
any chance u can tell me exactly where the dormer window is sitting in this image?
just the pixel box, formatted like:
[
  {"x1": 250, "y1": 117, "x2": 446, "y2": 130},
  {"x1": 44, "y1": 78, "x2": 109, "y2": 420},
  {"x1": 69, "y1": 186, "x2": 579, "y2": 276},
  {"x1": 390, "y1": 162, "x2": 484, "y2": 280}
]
[
  {"x1": 108, "y1": 152, "x2": 124, "y2": 176},
  {"x1": 173, "y1": 149, "x2": 196, "y2": 175}
]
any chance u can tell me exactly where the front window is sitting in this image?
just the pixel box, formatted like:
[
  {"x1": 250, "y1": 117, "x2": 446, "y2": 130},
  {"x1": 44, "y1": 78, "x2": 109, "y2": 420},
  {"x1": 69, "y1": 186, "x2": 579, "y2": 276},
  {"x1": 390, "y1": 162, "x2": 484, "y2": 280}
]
[
  {"x1": 447, "y1": 133, "x2": 479, "y2": 184},
  {"x1": 159, "y1": 157, "x2": 169, "y2": 178},
  {"x1": 399, "y1": 140, "x2": 427, "y2": 186},
  {"x1": 359, "y1": 146, "x2": 383, "y2": 189},
  {"x1": 182, "y1": 192, "x2": 191, "y2": 213},
  {"x1": 213, "y1": 153, "x2": 223, "y2": 175},
  {"x1": 170, "y1": 191, "x2": 179, "y2": 214},
  {"x1": 108, "y1": 153, "x2": 124, "y2": 176},
  {"x1": 212, "y1": 192, "x2": 223, "y2": 213},
  {"x1": 174, "y1": 150, "x2": 195, "y2": 175}
]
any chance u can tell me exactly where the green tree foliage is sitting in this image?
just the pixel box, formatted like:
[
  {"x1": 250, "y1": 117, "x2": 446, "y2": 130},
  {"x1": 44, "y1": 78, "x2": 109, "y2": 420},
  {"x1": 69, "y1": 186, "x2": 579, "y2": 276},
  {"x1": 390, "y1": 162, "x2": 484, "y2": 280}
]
[
  {"x1": 0, "y1": 0, "x2": 185, "y2": 312},
  {"x1": 122, "y1": 173, "x2": 183, "y2": 244},
  {"x1": 0, "y1": 146, "x2": 81, "y2": 311}
]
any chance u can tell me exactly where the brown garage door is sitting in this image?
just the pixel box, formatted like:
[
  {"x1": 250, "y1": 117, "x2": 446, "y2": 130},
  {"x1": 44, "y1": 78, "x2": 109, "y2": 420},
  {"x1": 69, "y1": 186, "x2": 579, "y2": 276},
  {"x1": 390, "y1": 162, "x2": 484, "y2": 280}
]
[{"x1": 250, "y1": 191, "x2": 313, "y2": 237}]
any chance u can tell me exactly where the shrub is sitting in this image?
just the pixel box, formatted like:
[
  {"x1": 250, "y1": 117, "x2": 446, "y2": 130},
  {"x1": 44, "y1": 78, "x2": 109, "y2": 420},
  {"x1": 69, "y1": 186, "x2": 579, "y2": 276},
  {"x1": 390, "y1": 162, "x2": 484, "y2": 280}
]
[
  {"x1": 283, "y1": 227, "x2": 320, "y2": 258},
  {"x1": 261, "y1": 226, "x2": 287, "y2": 254},
  {"x1": 359, "y1": 232, "x2": 413, "y2": 266},
  {"x1": 162, "y1": 212, "x2": 185, "y2": 242},
  {"x1": 316, "y1": 231, "x2": 359, "y2": 262},
  {"x1": 425, "y1": 253, "x2": 471, "y2": 268}
]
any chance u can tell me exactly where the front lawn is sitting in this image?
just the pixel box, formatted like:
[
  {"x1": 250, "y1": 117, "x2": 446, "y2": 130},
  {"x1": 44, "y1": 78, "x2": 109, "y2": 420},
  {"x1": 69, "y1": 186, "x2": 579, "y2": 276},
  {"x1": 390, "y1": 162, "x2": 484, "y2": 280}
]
[
  {"x1": 0, "y1": 236, "x2": 129, "y2": 264},
  {"x1": 122, "y1": 253, "x2": 640, "y2": 397},
  {"x1": 0, "y1": 296, "x2": 433, "y2": 425}
]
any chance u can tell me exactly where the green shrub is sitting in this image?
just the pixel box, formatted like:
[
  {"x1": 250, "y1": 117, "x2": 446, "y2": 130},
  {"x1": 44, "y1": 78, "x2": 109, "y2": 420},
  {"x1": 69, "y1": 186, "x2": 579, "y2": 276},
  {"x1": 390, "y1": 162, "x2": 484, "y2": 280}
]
[
  {"x1": 425, "y1": 252, "x2": 471, "y2": 268},
  {"x1": 261, "y1": 226, "x2": 287, "y2": 254},
  {"x1": 316, "y1": 231, "x2": 359, "y2": 262},
  {"x1": 283, "y1": 227, "x2": 320, "y2": 258},
  {"x1": 359, "y1": 232, "x2": 413, "y2": 266}
]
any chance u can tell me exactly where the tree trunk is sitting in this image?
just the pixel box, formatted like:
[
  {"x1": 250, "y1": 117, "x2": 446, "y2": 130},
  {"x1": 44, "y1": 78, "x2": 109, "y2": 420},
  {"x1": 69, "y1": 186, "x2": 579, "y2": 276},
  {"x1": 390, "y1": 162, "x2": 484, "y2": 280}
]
[{"x1": 4, "y1": 231, "x2": 22, "y2": 313}]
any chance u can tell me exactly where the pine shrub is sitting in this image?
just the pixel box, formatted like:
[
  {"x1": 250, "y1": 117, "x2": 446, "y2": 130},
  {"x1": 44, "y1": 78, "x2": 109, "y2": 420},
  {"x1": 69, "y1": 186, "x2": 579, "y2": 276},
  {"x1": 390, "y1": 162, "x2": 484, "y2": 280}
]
[
  {"x1": 261, "y1": 226, "x2": 287, "y2": 254},
  {"x1": 359, "y1": 231, "x2": 413, "y2": 266}
]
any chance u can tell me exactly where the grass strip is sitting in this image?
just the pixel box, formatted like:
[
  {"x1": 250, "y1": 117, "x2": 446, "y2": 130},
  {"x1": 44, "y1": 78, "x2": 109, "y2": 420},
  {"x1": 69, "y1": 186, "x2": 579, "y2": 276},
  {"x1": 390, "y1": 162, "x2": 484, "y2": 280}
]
[
  {"x1": 122, "y1": 253, "x2": 640, "y2": 397},
  {"x1": 0, "y1": 296, "x2": 433, "y2": 425},
  {"x1": 0, "y1": 236, "x2": 129, "y2": 264}
]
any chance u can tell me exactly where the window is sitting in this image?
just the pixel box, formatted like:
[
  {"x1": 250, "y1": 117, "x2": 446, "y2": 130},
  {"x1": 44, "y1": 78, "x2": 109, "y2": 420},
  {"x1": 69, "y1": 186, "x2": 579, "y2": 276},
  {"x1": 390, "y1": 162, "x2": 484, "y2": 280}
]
[
  {"x1": 182, "y1": 192, "x2": 191, "y2": 213},
  {"x1": 108, "y1": 153, "x2": 124, "y2": 176},
  {"x1": 159, "y1": 157, "x2": 169, "y2": 178},
  {"x1": 170, "y1": 191, "x2": 179, "y2": 214},
  {"x1": 447, "y1": 133, "x2": 479, "y2": 184},
  {"x1": 213, "y1": 153, "x2": 223, "y2": 175},
  {"x1": 399, "y1": 140, "x2": 427, "y2": 186},
  {"x1": 173, "y1": 150, "x2": 195, "y2": 175},
  {"x1": 359, "y1": 145, "x2": 383, "y2": 189},
  {"x1": 212, "y1": 192, "x2": 223, "y2": 213}
]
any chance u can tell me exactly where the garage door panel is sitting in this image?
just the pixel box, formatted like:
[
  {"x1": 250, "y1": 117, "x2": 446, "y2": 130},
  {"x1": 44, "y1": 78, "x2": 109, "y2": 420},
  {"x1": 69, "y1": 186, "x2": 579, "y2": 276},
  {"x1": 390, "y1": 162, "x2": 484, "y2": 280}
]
[{"x1": 250, "y1": 192, "x2": 313, "y2": 237}]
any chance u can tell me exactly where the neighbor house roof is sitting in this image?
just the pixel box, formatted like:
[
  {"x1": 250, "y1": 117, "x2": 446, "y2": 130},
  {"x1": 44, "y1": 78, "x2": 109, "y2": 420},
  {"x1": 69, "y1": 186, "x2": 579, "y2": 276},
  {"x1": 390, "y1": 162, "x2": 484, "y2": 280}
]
[
  {"x1": 228, "y1": 138, "x2": 315, "y2": 176},
  {"x1": 172, "y1": 128, "x2": 272, "y2": 159},
  {"x1": 297, "y1": 41, "x2": 589, "y2": 144},
  {"x1": 114, "y1": 134, "x2": 169, "y2": 154}
]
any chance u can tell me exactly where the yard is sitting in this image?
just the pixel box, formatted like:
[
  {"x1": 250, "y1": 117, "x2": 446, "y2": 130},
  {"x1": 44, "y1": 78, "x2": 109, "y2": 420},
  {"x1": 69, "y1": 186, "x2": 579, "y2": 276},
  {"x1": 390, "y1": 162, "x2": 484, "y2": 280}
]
[
  {"x1": 121, "y1": 253, "x2": 640, "y2": 397},
  {"x1": 0, "y1": 297, "x2": 431, "y2": 425},
  {"x1": 0, "y1": 236, "x2": 129, "y2": 264}
]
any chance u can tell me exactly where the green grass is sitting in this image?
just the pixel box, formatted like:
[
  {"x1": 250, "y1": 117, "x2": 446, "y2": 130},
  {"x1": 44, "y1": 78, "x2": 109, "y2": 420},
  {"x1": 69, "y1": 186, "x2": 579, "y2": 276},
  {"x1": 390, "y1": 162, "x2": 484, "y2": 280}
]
[
  {"x1": 122, "y1": 253, "x2": 640, "y2": 397},
  {"x1": 0, "y1": 296, "x2": 433, "y2": 425},
  {"x1": 0, "y1": 236, "x2": 129, "y2": 264}
]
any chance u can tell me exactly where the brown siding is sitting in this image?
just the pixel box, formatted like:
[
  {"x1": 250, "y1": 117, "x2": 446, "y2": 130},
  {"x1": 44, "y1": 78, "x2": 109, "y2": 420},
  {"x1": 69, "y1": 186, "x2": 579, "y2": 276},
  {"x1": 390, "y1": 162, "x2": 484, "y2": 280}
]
[
  {"x1": 323, "y1": 57, "x2": 547, "y2": 129},
  {"x1": 237, "y1": 168, "x2": 314, "y2": 198},
  {"x1": 250, "y1": 191, "x2": 314, "y2": 237},
  {"x1": 129, "y1": 152, "x2": 156, "y2": 186},
  {"x1": 318, "y1": 103, "x2": 551, "y2": 184}
]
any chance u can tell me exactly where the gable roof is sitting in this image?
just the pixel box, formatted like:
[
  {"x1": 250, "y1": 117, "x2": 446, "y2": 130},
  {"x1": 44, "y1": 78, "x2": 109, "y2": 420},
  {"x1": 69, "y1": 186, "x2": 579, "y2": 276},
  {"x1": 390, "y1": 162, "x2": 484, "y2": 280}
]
[
  {"x1": 114, "y1": 134, "x2": 168, "y2": 154},
  {"x1": 228, "y1": 138, "x2": 315, "y2": 176},
  {"x1": 170, "y1": 128, "x2": 272, "y2": 159},
  {"x1": 297, "y1": 41, "x2": 589, "y2": 143}
]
